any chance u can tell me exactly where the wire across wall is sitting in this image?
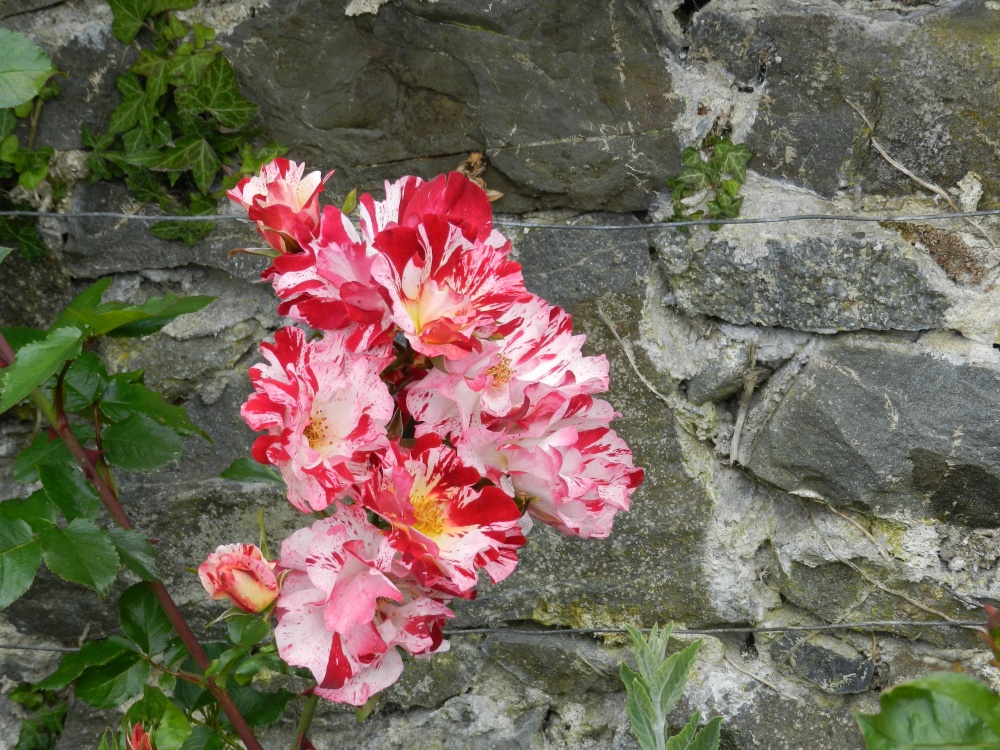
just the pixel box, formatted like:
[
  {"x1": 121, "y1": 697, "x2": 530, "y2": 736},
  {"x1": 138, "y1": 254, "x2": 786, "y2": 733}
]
[{"x1": 0, "y1": 204, "x2": 995, "y2": 654}]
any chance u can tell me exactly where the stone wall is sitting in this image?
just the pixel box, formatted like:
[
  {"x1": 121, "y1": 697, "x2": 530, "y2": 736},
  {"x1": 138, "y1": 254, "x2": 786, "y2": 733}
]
[{"x1": 2, "y1": 0, "x2": 1000, "y2": 748}]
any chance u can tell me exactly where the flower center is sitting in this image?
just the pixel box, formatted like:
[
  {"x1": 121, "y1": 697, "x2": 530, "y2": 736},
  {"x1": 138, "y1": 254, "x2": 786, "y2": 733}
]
[
  {"x1": 486, "y1": 354, "x2": 514, "y2": 385},
  {"x1": 303, "y1": 414, "x2": 328, "y2": 449},
  {"x1": 409, "y1": 483, "x2": 447, "y2": 537}
]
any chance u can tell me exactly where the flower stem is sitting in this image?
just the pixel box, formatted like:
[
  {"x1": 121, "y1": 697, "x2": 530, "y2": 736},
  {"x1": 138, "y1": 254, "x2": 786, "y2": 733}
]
[
  {"x1": 0, "y1": 331, "x2": 265, "y2": 750},
  {"x1": 291, "y1": 691, "x2": 320, "y2": 750}
]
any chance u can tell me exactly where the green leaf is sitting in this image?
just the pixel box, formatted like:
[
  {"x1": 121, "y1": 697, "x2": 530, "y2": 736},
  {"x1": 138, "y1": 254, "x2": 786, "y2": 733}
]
[
  {"x1": 74, "y1": 650, "x2": 150, "y2": 708},
  {"x1": 721, "y1": 178, "x2": 741, "y2": 198},
  {"x1": 149, "y1": 218, "x2": 214, "y2": 246},
  {"x1": 0, "y1": 30, "x2": 56, "y2": 109},
  {"x1": 39, "y1": 519, "x2": 120, "y2": 595},
  {"x1": 103, "y1": 413, "x2": 182, "y2": 471},
  {"x1": 107, "y1": 73, "x2": 148, "y2": 135},
  {"x1": 150, "y1": 0, "x2": 197, "y2": 13},
  {"x1": 342, "y1": 187, "x2": 358, "y2": 215},
  {"x1": 228, "y1": 686, "x2": 296, "y2": 728},
  {"x1": 107, "y1": 0, "x2": 154, "y2": 44},
  {"x1": 119, "y1": 583, "x2": 173, "y2": 655},
  {"x1": 36, "y1": 638, "x2": 134, "y2": 690},
  {"x1": 2, "y1": 326, "x2": 45, "y2": 352},
  {"x1": 152, "y1": 135, "x2": 219, "y2": 194},
  {"x1": 651, "y1": 641, "x2": 701, "y2": 718},
  {"x1": 622, "y1": 665, "x2": 660, "y2": 750},
  {"x1": 100, "y1": 376, "x2": 207, "y2": 438},
  {"x1": 0, "y1": 214, "x2": 45, "y2": 259},
  {"x1": 37, "y1": 464, "x2": 101, "y2": 522},
  {"x1": 167, "y1": 48, "x2": 217, "y2": 87},
  {"x1": 193, "y1": 24, "x2": 216, "y2": 49},
  {"x1": 0, "y1": 109, "x2": 15, "y2": 138},
  {"x1": 856, "y1": 672, "x2": 1000, "y2": 749},
  {"x1": 680, "y1": 147, "x2": 702, "y2": 169},
  {"x1": 0, "y1": 519, "x2": 40, "y2": 609},
  {"x1": 107, "y1": 528, "x2": 159, "y2": 582},
  {"x1": 154, "y1": 700, "x2": 193, "y2": 750},
  {"x1": 13, "y1": 429, "x2": 75, "y2": 482},
  {"x1": 63, "y1": 351, "x2": 109, "y2": 412},
  {"x1": 666, "y1": 712, "x2": 722, "y2": 750},
  {"x1": 221, "y1": 457, "x2": 283, "y2": 485},
  {"x1": 106, "y1": 293, "x2": 214, "y2": 338},
  {"x1": 174, "y1": 56, "x2": 257, "y2": 129},
  {"x1": 227, "y1": 615, "x2": 270, "y2": 649},
  {"x1": 0, "y1": 490, "x2": 58, "y2": 531},
  {"x1": 178, "y1": 726, "x2": 223, "y2": 750},
  {"x1": 716, "y1": 140, "x2": 751, "y2": 182},
  {"x1": 0, "y1": 133, "x2": 18, "y2": 162},
  {"x1": 0, "y1": 326, "x2": 82, "y2": 413}
]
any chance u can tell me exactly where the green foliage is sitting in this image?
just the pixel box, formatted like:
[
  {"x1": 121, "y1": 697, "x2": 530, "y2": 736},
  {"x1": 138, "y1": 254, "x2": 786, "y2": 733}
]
[
  {"x1": 0, "y1": 30, "x2": 56, "y2": 109},
  {"x1": 0, "y1": 519, "x2": 41, "y2": 609},
  {"x1": 9, "y1": 683, "x2": 66, "y2": 750},
  {"x1": 90, "y1": 0, "x2": 287, "y2": 244},
  {"x1": 0, "y1": 32, "x2": 61, "y2": 258},
  {"x1": 38, "y1": 519, "x2": 121, "y2": 595},
  {"x1": 0, "y1": 326, "x2": 83, "y2": 413},
  {"x1": 119, "y1": 583, "x2": 174, "y2": 655},
  {"x1": 668, "y1": 135, "x2": 751, "y2": 230},
  {"x1": 221, "y1": 457, "x2": 284, "y2": 486},
  {"x1": 857, "y1": 671, "x2": 1000, "y2": 749},
  {"x1": 621, "y1": 624, "x2": 722, "y2": 750}
]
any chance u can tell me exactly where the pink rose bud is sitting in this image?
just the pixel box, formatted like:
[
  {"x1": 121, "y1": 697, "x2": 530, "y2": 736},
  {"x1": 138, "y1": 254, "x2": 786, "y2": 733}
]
[{"x1": 198, "y1": 543, "x2": 279, "y2": 614}]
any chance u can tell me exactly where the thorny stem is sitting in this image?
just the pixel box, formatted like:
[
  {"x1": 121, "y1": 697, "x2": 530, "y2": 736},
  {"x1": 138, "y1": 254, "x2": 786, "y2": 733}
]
[
  {"x1": 291, "y1": 690, "x2": 320, "y2": 750},
  {"x1": 0, "y1": 331, "x2": 265, "y2": 750}
]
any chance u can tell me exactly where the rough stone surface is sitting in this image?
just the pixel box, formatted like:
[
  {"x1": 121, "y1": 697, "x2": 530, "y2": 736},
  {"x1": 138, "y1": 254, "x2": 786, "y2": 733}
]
[
  {"x1": 740, "y1": 332, "x2": 1000, "y2": 520},
  {"x1": 692, "y1": 0, "x2": 1000, "y2": 204},
  {"x1": 226, "y1": 0, "x2": 684, "y2": 212}
]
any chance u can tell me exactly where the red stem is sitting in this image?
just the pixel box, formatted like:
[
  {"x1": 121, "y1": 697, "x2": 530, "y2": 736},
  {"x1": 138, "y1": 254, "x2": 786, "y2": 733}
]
[{"x1": 0, "y1": 333, "x2": 263, "y2": 750}]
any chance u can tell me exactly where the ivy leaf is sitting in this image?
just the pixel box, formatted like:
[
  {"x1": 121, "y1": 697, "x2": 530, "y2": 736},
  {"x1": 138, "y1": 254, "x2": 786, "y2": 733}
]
[
  {"x1": 856, "y1": 672, "x2": 1000, "y2": 749},
  {"x1": 107, "y1": 0, "x2": 154, "y2": 44},
  {"x1": 150, "y1": 0, "x2": 197, "y2": 13},
  {"x1": 38, "y1": 464, "x2": 101, "y2": 522},
  {"x1": 100, "y1": 375, "x2": 207, "y2": 438},
  {"x1": 174, "y1": 56, "x2": 257, "y2": 129},
  {"x1": 0, "y1": 30, "x2": 56, "y2": 109},
  {"x1": 107, "y1": 73, "x2": 148, "y2": 135},
  {"x1": 0, "y1": 326, "x2": 83, "y2": 414},
  {"x1": 119, "y1": 583, "x2": 173, "y2": 656},
  {"x1": 0, "y1": 519, "x2": 41, "y2": 609},
  {"x1": 106, "y1": 528, "x2": 159, "y2": 582},
  {"x1": 221, "y1": 458, "x2": 283, "y2": 486},
  {"x1": 103, "y1": 413, "x2": 182, "y2": 471},
  {"x1": 152, "y1": 135, "x2": 219, "y2": 193},
  {"x1": 167, "y1": 48, "x2": 217, "y2": 87},
  {"x1": 0, "y1": 215, "x2": 45, "y2": 259},
  {"x1": 716, "y1": 141, "x2": 751, "y2": 182},
  {"x1": 39, "y1": 519, "x2": 120, "y2": 595},
  {"x1": 149, "y1": 219, "x2": 214, "y2": 246},
  {"x1": 74, "y1": 650, "x2": 150, "y2": 708}
]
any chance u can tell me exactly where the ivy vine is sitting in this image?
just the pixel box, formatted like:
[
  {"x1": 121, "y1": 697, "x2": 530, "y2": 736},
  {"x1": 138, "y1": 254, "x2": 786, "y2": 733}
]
[{"x1": 86, "y1": 0, "x2": 286, "y2": 245}]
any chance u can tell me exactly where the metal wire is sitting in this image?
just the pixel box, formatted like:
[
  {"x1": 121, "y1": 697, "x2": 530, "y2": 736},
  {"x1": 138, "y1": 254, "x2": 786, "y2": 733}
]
[
  {"x1": 0, "y1": 619, "x2": 985, "y2": 654},
  {"x1": 2, "y1": 208, "x2": 1000, "y2": 229}
]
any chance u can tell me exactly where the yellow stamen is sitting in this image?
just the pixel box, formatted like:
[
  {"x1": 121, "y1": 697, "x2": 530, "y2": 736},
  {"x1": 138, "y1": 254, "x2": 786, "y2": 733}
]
[{"x1": 486, "y1": 354, "x2": 514, "y2": 385}]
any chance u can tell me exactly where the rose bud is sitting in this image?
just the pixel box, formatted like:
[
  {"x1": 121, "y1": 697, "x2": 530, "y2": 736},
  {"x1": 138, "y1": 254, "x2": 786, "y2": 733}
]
[
  {"x1": 127, "y1": 724, "x2": 153, "y2": 750},
  {"x1": 198, "y1": 543, "x2": 279, "y2": 614}
]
